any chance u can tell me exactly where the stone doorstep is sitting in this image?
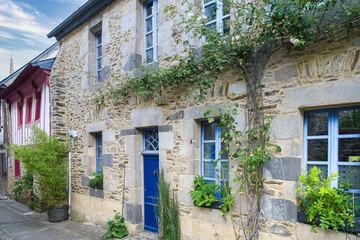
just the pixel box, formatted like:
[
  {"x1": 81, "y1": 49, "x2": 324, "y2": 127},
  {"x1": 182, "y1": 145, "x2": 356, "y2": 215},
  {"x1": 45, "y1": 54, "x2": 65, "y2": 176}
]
[{"x1": 122, "y1": 231, "x2": 159, "y2": 240}]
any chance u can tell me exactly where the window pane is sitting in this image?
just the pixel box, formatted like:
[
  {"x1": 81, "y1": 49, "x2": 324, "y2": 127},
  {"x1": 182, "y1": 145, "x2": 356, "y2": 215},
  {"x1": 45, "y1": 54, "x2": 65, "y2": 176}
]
[
  {"x1": 223, "y1": 17, "x2": 230, "y2": 34},
  {"x1": 97, "y1": 58, "x2": 102, "y2": 69},
  {"x1": 97, "y1": 158, "x2": 103, "y2": 172},
  {"x1": 338, "y1": 166, "x2": 360, "y2": 190},
  {"x1": 204, "y1": 143, "x2": 216, "y2": 159},
  {"x1": 308, "y1": 139, "x2": 328, "y2": 162},
  {"x1": 221, "y1": 142, "x2": 228, "y2": 159},
  {"x1": 352, "y1": 193, "x2": 360, "y2": 217},
  {"x1": 221, "y1": 162, "x2": 229, "y2": 180},
  {"x1": 146, "y1": 18, "x2": 153, "y2": 32},
  {"x1": 97, "y1": 147, "x2": 102, "y2": 159},
  {"x1": 205, "y1": 0, "x2": 215, "y2": 4},
  {"x1": 146, "y1": 49, "x2": 154, "y2": 63},
  {"x1": 97, "y1": 46, "x2": 102, "y2": 57},
  {"x1": 96, "y1": 34, "x2": 102, "y2": 45},
  {"x1": 307, "y1": 164, "x2": 328, "y2": 179},
  {"x1": 339, "y1": 138, "x2": 360, "y2": 162},
  {"x1": 307, "y1": 112, "x2": 328, "y2": 136},
  {"x1": 146, "y1": 2, "x2": 153, "y2": 17},
  {"x1": 204, "y1": 161, "x2": 216, "y2": 178},
  {"x1": 339, "y1": 109, "x2": 360, "y2": 134},
  {"x1": 222, "y1": 0, "x2": 230, "y2": 15},
  {"x1": 146, "y1": 33, "x2": 153, "y2": 48},
  {"x1": 203, "y1": 122, "x2": 216, "y2": 140},
  {"x1": 205, "y1": 3, "x2": 217, "y2": 22},
  {"x1": 97, "y1": 134, "x2": 102, "y2": 145}
]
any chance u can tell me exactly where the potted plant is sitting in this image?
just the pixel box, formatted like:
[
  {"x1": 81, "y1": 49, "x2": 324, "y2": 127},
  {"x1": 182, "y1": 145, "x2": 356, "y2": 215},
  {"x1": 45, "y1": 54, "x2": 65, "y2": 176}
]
[
  {"x1": 297, "y1": 166, "x2": 358, "y2": 233},
  {"x1": 8, "y1": 126, "x2": 69, "y2": 222},
  {"x1": 88, "y1": 171, "x2": 103, "y2": 189}
]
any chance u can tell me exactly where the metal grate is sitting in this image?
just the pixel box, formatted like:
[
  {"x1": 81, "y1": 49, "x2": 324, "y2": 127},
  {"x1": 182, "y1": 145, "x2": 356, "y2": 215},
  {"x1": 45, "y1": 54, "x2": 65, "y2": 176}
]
[{"x1": 143, "y1": 128, "x2": 159, "y2": 151}]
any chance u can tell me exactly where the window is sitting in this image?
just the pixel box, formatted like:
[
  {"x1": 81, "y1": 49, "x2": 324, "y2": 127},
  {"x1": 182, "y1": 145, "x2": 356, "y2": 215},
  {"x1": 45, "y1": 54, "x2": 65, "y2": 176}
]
[
  {"x1": 95, "y1": 133, "x2": 103, "y2": 173},
  {"x1": 304, "y1": 106, "x2": 360, "y2": 216},
  {"x1": 201, "y1": 121, "x2": 229, "y2": 199},
  {"x1": 95, "y1": 30, "x2": 102, "y2": 82},
  {"x1": 203, "y1": 0, "x2": 230, "y2": 34},
  {"x1": 17, "y1": 102, "x2": 22, "y2": 127},
  {"x1": 35, "y1": 90, "x2": 41, "y2": 121},
  {"x1": 25, "y1": 97, "x2": 32, "y2": 124},
  {"x1": 144, "y1": 0, "x2": 158, "y2": 64}
]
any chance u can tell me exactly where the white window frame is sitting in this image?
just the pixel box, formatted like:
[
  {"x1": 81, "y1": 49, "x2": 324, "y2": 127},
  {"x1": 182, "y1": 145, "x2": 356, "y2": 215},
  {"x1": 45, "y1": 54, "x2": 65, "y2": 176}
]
[
  {"x1": 202, "y1": 0, "x2": 230, "y2": 41},
  {"x1": 95, "y1": 30, "x2": 102, "y2": 82},
  {"x1": 143, "y1": 0, "x2": 158, "y2": 64}
]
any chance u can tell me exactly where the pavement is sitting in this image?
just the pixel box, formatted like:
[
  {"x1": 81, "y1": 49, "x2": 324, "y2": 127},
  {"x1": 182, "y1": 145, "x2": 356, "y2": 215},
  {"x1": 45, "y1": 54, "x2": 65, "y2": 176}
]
[{"x1": 0, "y1": 199, "x2": 158, "y2": 240}]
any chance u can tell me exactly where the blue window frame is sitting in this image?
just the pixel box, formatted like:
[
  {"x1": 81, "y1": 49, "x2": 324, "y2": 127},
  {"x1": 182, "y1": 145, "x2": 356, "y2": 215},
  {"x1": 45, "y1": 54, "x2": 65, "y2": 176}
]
[
  {"x1": 201, "y1": 121, "x2": 229, "y2": 199},
  {"x1": 304, "y1": 106, "x2": 360, "y2": 216},
  {"x1": 203, "y1": 0, "x2": 230, "y2": 38},
  {"x1": 143, "y1": 0, "x2": 158, "y2": 64},
  {"x1": 96, "y1": 133, "x2": 103, "y2": 173},
  {"x1": 95, "y1": 30, "x2": 102, "y2": 82}
]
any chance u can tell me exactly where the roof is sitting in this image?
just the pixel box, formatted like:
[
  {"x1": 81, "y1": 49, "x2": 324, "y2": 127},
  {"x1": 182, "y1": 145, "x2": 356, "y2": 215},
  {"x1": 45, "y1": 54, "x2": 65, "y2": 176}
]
[
  {"x1": 47, "y1": 0, "x2": 116, "y2": 41},
  {"x1": 0, "y1": 58, "x2": 56, "y2": 103},
  {"x1": 0, "y1": 42, "x2": 59, "y2": 86}
]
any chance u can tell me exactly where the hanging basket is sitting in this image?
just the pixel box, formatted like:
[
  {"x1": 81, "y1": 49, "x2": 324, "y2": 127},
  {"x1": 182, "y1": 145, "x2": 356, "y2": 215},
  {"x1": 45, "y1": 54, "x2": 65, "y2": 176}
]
[{"x1": 48, "y1": 205, "x2": 69, "y2": 222}]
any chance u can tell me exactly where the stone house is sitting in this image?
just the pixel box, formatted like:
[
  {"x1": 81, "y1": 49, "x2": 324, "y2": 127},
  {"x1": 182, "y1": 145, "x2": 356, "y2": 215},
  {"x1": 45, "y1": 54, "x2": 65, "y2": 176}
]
[
  {"x1": 46, "y1": 0, "x2": 360, "y2": 239},
  {"x1": 0, "y1": 43, "x2": 59, "y2": 196}
]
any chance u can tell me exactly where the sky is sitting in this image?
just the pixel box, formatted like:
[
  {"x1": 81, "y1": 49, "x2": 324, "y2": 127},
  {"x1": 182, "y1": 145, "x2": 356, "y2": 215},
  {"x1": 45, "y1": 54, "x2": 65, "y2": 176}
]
[{"x1": 0, "y1": 0, "x2": 88, "y2": 80}]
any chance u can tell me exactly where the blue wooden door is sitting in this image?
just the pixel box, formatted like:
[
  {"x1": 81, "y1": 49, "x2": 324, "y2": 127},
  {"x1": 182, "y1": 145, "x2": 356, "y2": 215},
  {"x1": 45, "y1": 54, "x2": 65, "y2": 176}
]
[
  {"x1": 143, "y1": 128, "x2": 159, "y2": 232},
  {"x1": 143, "y1": 155, "x2": 159, "y2": 232}
]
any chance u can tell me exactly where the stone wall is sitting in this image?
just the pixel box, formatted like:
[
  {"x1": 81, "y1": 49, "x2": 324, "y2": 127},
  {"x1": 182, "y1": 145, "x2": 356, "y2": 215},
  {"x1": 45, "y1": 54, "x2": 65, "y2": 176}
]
[{"x1": 49, "y1": 0, "x2": 360, "y2": 238}]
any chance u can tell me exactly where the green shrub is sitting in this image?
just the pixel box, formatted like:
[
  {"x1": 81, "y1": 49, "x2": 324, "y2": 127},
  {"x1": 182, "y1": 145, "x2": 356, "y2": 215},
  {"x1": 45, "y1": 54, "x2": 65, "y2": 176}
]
[
  {"x1": 297, "y1": 166, "x2": 356, "y2": 233},
  {"x1": 102, "y1": 210, "x2": 128, "y2": 239},
  {"x1": 88, "y1": 171, "x2": 103, "y2": 189},
  {"x1": 13, "y1": 171, "x2": 33, "y2": 199},
  {"x1": 190, "y1": 175, "x2": 218, "y2": 207},
  {"x1": 7, "y1": 126, "x2": 68, "y2": 206},
  {"x1": 158, "y1": 170, "x2": 180, "y2": 240}
]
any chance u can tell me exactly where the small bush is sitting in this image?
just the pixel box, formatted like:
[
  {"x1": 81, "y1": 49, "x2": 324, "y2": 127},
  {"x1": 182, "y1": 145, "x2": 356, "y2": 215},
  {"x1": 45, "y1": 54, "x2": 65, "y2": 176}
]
[
  {"x1": 158, "y1": 170, "x2": 180, "y2": 240},
  {"x1": 297, "y1": 166, "x2": 356, "y2": 233},
  {"x1": 103, "y1": 210, "x2": 128, "y2": 239},
  {"x1": 88, "y1": 171, "x2": 103, "y2": 189},
  {"x1": 189, "y1": 175, "x2": 218, "y2": 207},
  {"x1": 13, "y1": 171, "x2": 33, "y2": 199}
]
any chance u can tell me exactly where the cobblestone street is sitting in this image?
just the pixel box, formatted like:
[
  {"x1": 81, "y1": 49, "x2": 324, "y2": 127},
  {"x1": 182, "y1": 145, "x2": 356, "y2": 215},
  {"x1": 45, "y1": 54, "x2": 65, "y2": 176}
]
[{"x1": 0, "y1": 198, "x2": 157, "y2": 240}]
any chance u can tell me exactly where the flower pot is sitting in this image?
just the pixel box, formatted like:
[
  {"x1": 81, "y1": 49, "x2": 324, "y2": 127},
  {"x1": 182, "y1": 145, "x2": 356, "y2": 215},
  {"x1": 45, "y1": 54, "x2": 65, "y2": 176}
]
[{"x1": 48, "y1": 205, "x2": 69, "y2": 222}]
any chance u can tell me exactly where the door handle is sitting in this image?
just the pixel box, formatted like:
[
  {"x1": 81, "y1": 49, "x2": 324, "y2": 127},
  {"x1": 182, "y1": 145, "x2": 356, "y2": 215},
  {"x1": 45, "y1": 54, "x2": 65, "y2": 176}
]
[{"x1": 153, "y1": 170, "x2": 157, "y2": 177}]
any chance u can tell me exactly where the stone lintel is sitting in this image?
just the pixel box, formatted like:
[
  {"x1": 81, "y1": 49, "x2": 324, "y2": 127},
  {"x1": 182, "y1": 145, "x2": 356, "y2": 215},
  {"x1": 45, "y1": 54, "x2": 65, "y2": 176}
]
[
  {"x1": 89, "y1": 188, "x2": 104, "y2": 199},
  {"x1": 159, "y1": 125, "x2": 173, "y2": 132},
  {"x1": 86, "y1": 121, "x2": 107, "y2": 133},
  {"x1": 131, "y1": 107, "x2": 163, "y2": 128}
]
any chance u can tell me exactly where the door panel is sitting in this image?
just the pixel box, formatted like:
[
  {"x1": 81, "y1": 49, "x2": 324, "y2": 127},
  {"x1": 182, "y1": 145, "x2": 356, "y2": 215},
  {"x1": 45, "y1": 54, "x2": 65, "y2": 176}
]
[{"x1": 143, "y1": 155, "x2": 159, "y2": 232}]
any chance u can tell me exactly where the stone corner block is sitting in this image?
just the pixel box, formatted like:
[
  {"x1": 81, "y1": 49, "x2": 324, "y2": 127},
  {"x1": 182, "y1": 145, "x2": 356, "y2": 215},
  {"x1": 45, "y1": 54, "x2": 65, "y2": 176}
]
[
  {"x1": 166, "y1": 110, "x2": 184, "y2": 121},
  {"x1": 260, "y1": 196, "x2": 298, "y2": 223},
  {"x1": 184, "y1": 104, "x2": 226, "y2": 120},
  {"x1": 131, "y1": 107, "x2": 163, "y2": 128},
  {"x1": 103, "y1": 154, "x2": 114, "y2": 167},
  {"x1": 123, "y1": 53, "x2": 142, "y2": 72},
  {"x1": 103, "y1": 130, "x2": 115, "y2": 142},
  {"x1": 226, "y1": 82, "x2": 247, "y2": 97},
  {"x1": 274, "y1": 65, "x2": 298, "y2": 82},
  {"x1": 269, "y1": 115, "x2": 300, "y2": 140},
  {"x1": 125, "y1": 203, "x2": 142, "y2": 224},
  {"x1": 263, "y1": 157, "x2": 301, "y2": 182},
  {"x1": 81, "y1": 176, "x2": 89, "y2": 187},
  {"x1": 89, "y1": 188, "x2": 104, "y2": 199},
  {"x1": 86, "y1": 121, "x2": 107, "y2": 133}
]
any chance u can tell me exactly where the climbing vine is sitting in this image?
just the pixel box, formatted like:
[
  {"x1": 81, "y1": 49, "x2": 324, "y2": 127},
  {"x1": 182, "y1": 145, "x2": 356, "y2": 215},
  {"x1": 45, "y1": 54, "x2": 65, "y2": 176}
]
[{"x1": 94, "y1": 0, "x2": 360, "y2": 239}]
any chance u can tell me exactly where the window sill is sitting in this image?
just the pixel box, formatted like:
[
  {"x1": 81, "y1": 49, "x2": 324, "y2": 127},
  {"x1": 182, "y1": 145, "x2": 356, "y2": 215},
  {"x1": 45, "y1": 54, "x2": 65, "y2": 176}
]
[
  {"x1": 89, "y1": 188, "x2": 104, "y2": 199},
  {"x1": 194, "y1": 201, "x2": 228, "y2": 211},
  {"x1": 298, "y1": 211, "x2": 360, "y2": 234}
]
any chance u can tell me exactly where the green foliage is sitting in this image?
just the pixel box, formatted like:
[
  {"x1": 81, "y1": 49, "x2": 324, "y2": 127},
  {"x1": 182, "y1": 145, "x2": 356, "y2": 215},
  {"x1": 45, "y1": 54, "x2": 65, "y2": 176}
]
[
  {"x1": 297, "y1": 167, "x2": 356, "y2": 233},
  {"x1": 102, "y1": 210, "x2": 128, "y2": 240},
  {"x1": 13, "y1": 171, "x2": 33, "y2": 199},
  {"x1": 7, "y1": 126, "x2": 68, "y2": 206},
  {"x1": 96, "y1": 0, "x2": 360, "y2": 103},
  {"x1": 88, "y1": 171, "x2": 103, "y2": 189},
  {"x1": 158, "y1": 170, "x2": 180, "y2": 240},
  {"x1": 190, "y1": 175, "x2": 218, "y2": 207}
]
